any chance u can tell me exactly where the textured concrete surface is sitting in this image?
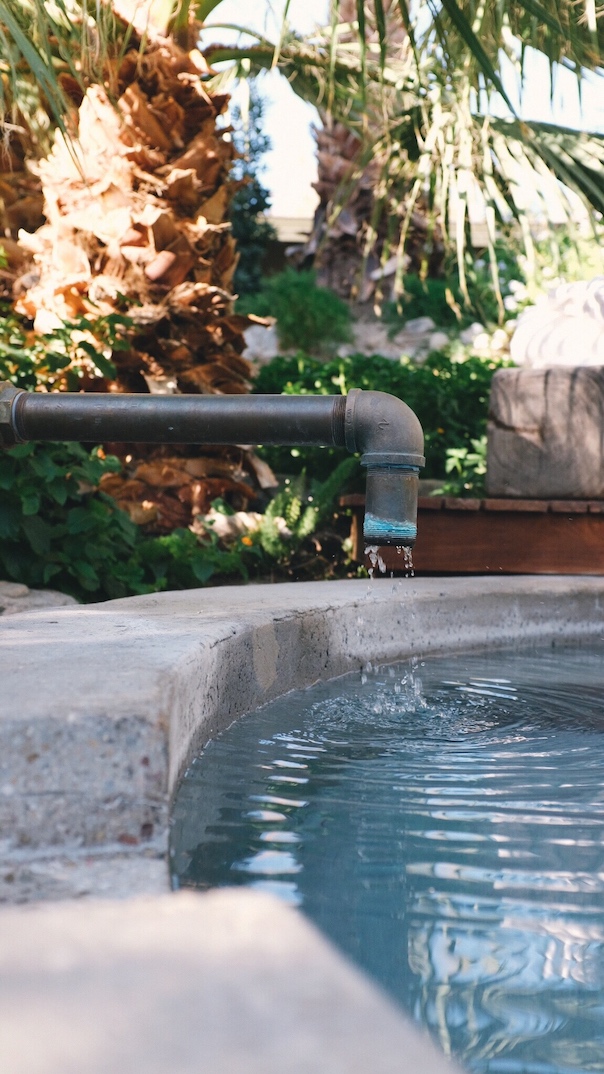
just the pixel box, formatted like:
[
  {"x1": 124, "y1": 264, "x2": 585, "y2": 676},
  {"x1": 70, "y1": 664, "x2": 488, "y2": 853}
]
[
  {"x1": 1, "y1": 576, "x2": 603, "y2": 1074},
  {"x1": 0, "y1": 889, "x2": 462, "y2": 1074},
  {"x1": 2, "y1": 576, "x2": 604, "y2": 901},
  {"x1": 487, "y1": 366, "x2": 604, "y2": 498}
]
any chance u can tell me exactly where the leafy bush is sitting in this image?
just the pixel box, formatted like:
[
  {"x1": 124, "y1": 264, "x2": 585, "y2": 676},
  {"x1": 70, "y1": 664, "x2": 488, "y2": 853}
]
[
  {"x1": 0, "y1": 441, "x2": 260, "y2": 602},
  {"x1": 0, "y1": 303, "x2": 133, "y2": 390},
  {"x1": 382, "y1": 274, "x2": 465, "y2": 329},
  {"x1": 435, "y1": 436, "x2": 488, "y2": 497},
  {"x1": 237, "y1": 269, "x2": 352, "y2": 352},
  {"x1": 137, "y1": 527, "x2": 256, "y2": 591},
  {"x1": 253, "y1": 350, "x2": 510, "y2": 481},
  {"x1": 382, "y1": 240, "x2": 532, "y2": 330},
  {"x1": 0, "y1": 441, "x2": 148, "y2": 599}
]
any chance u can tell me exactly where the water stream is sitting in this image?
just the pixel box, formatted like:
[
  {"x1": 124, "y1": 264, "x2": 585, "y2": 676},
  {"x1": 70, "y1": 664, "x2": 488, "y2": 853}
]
[{"x1": 365, "y1": 543, "x2": 414, "y2": 579}]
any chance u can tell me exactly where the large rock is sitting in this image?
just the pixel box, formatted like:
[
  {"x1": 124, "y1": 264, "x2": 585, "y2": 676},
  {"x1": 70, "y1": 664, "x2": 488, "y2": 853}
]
[
  {"x1": 242, "y1": 322, "x2": 280, "y2": 364},
  {"x1": 487, "y1": 366, "x2": 604, "y2": 499},
  {"x1": 0, "y1": 580, "x2": 76, "y2": 616}
]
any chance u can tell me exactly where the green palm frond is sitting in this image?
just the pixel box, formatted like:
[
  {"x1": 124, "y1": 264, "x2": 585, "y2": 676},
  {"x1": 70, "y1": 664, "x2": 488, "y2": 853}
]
[
  {"x1": 205, "y1": 1, "x2": 604, "y2": 307},
  {"x1": 0, "y1": 0, "x2": 75, "y2": 137},
  {"x1": 492, "y1": 116, "x2": 604, "y2": 217},
  {"x1": 0, "y1": 0, "x2": 196, "y2": 139}
]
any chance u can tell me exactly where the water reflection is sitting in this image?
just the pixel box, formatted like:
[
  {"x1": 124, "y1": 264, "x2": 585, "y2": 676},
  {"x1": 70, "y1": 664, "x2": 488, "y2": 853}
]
[{"x1": 171, "y1": 646, "x2": 604, "y2": 1074}]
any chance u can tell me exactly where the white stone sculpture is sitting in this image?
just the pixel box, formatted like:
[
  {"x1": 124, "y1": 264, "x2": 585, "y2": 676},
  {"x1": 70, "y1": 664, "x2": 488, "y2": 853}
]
[{"x1": 510, "y1": 276, "x2": 604, "y2": 367}]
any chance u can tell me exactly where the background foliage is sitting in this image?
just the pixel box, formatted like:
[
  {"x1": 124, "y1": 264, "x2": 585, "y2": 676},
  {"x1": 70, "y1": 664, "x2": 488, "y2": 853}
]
[
  {"x1": 0, "y1": 439, "x2": 264, "y2": 602},
  {"x1": 254, "y1": 349, "x2": 510, "y2": 482},
  {"x1": 229, "y1": 83, "x2": 277, "y2": 298},
  {"x1": 239, "y1": 269, "x2": 352, "y2": 352}
]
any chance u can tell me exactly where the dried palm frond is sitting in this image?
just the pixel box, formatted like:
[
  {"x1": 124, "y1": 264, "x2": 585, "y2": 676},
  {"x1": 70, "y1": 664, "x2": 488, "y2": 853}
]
[{"x1": 1, "y1": 2, "x2": 277, "y2": 530}]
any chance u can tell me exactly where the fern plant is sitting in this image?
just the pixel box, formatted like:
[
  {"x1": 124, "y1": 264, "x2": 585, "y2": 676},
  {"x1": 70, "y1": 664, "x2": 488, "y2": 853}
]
[{"x1": 257, "y1": 457, "x2": 357, "y2": 561}]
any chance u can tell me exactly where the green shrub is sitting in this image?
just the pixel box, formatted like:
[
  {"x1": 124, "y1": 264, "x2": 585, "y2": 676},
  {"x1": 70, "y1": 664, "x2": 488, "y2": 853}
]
[
  {"x1": 136, "y1": 527, "x2": 256, "y2": 591},
  {"x1": 0, "y1": 441, "x2": 148, "y2": 600},
  {"x1": 435, "y1": 436, "x2": 488, "y2": 497},
  {"x1": 0, "y1": 303, "x2": 132, "y2": 391},
  {"x1": 382, "y1": 241, "x2": 531, "y2": 330},
  {"x1": 382, "y1": 274, "x2": 465, "y2": 329},
  {"x1": 253, "y1": 350, "x2": 510, "y2": 481},
  {"x1": 237, "y1": 269, "x2": 352, "y2": 352},
  {"x1": 0, "y1": 441, "x2": 260, "y2": 601}
]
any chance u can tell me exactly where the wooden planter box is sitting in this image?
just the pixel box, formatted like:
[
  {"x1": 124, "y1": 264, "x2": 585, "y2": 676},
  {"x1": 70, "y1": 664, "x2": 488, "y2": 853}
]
[{"x1": 341, "y1": 495, "x2": 604, "y2": 575}]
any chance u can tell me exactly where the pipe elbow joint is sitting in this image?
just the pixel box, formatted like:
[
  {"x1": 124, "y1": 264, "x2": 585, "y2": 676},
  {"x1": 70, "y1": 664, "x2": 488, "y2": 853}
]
[{"x1": 344, "y1": 389, "x2": 425, "y2": 548}]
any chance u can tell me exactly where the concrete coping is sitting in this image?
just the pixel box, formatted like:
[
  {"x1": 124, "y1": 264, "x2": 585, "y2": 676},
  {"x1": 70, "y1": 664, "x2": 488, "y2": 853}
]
[
  {"x1": 2, "y1": 575, "x2": 604, "y2": 1073},
  {"x1": 0, "y1": 888, "x2": 462, "y2": 1074},
  {"x1": 2, "y1": 575, "x2": 604, "y2": 901}
]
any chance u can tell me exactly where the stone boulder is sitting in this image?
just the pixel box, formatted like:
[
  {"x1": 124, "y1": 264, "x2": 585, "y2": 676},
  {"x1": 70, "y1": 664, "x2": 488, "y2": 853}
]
[
  {"x1": 487, "y1": 366, "x2": 604, "y2": 499},
  {"x1": 0, "y1": 580, "x2": 77, "y2": 616},
  {"x1": 242, "y1": 323, "x2": 280, "y2": 365}
]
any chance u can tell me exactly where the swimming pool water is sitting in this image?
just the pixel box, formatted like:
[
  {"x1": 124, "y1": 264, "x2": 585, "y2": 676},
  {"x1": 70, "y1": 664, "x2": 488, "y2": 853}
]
[{"x1": 171, "y1": 645, "x2": 604, "y2": 1073}]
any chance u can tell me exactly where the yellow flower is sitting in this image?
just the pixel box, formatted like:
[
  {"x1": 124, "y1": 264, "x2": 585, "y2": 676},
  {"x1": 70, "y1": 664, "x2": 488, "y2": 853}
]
[{"x1": 241, "y1": 535, "x2": 253, "y2": 547}]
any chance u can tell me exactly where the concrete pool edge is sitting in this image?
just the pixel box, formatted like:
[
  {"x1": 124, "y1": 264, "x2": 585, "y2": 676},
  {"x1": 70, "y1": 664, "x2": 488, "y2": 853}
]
[
  {"x1": 1, "y1": 888, "x2": 463, "y2": 1074},
  {"x1": 2, "y1": 574, "x2": 604, "y2": 902},
  {"x1": 2, "y1": 575, "x2": 604, "y2": 1074}
]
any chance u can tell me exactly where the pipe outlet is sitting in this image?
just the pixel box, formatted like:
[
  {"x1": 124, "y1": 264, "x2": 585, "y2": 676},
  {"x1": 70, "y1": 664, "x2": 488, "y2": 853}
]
[{"x1": 344, "y1": 389, "x2": 425, "y2": 546}]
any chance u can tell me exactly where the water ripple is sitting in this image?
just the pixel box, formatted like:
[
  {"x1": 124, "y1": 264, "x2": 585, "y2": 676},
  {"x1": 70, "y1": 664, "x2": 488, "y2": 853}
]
[{"x1": 171, "y1": 644, "x2": 604, "y2": 1074}]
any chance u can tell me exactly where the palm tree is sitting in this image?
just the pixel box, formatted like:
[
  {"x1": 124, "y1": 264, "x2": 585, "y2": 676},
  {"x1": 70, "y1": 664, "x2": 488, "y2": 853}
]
[
  {"x1": 0, "y1": 0, "x2": 269, "y2": 530},
  {"x1": 2, "y1": 0, "x2": 604, "y2": 526},
  {"x1": 205, "y1": 0, "x2": 604, "y2": 310}
]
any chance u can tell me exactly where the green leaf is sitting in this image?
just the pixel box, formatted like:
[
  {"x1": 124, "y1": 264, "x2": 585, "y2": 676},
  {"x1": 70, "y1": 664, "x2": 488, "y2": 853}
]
[
  {"x1": 191, "y1": 557, "x2": 216, "y2": 583},
  {"x1": 46, "y1": 480, "x2": 69, "y2": 506},
  {"x1": 0, "y1": 503, "x2": 20, "y2": 539},
  {"x1": 74, "y1": 561, "x2": 100, "y2": 589},
  {"x1": 42, "y1": 563, "x2": 62, "y2": 584},
  {"x1": 196, "y1": 0, "x2": 225, "y2": 21},
  {"x1": 66, "y1": 507, "x2": 98, "y2": 534},
  {"x1": 7, "y1": 443, "x2": 35, "y2": 460},
  {"x1": 21, "y1": 492, "x2": 41, "y2": 516},
  {"x1": 22, "y1": 515, "x2": 52, "y2": 555},
  {"x1": 427, "y1": 0, "x2": 516, "y2": 114},
  {"x1": 77, "y1": 341, "x2": 117, "y2": 379},
  {"x1": 374, "y1": 0, "x2": 387, "y2": 68}
]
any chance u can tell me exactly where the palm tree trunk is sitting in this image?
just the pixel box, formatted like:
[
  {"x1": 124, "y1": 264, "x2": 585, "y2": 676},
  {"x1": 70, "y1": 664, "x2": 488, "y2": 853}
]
[
  {"x1": 307, "y1": 1, "x2": 443, "y2": 305},
  {"x1": 11, "y1": 16, "x2": 271, "y2": 531}
]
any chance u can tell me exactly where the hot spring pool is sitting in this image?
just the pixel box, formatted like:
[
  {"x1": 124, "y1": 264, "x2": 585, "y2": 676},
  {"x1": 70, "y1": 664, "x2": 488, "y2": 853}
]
[{"x1": 171, "y1": 643, "x2": 604, "y2": 1074}]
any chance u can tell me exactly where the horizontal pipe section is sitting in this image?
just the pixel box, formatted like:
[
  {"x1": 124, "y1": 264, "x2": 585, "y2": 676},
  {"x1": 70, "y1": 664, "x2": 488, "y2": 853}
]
[{"x1": 14, "y1": 393, "x2": 347, "y2": 448}]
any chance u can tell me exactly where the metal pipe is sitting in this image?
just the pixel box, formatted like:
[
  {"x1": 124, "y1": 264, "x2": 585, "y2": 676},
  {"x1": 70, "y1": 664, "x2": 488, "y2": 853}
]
[
  {"x1": 11, "y1": 391, "x2": 348, "y2": 448},
  {"x1": 0, "y1": 382, "x2": 424, "y2": 546},
  {"x1": 344, "y1": 389, "x2": 425, "y2": 546}
]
